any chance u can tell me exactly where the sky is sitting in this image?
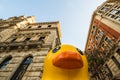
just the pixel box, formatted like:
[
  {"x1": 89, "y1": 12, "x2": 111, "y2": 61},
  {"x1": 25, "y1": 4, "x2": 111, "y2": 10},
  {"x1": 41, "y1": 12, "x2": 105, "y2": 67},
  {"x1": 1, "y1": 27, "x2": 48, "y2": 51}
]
[{"x1": 0, "y1": 0, "x2": 106, "y2": 51}]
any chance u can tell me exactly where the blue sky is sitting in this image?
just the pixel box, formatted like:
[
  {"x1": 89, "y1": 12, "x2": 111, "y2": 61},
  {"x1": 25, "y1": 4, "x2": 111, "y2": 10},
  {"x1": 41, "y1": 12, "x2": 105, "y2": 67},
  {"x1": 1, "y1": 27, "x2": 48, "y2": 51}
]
[{"x1": 0, "y1": 0, "x2": 105, "y2": 51}]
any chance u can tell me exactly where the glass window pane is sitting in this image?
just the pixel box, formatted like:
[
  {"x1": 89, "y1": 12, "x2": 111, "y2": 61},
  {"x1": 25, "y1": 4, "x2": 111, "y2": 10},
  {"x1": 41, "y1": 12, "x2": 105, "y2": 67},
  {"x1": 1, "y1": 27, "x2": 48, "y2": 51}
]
[
  {"x1": 101, "y1": 7, "x2": 108, "y2": 12},
  {"x1": 116, "y1": 17, "x2": 120, "y2": 21},
  {"x1": 0, "y1": 56, "x2": 12, "y2": 70},
  {"x1": 10, "y1": 56, "x2": 33, "y2": 80},
  {"x1": 110, "y1": 10, "x2": 118, "y2": 15}
]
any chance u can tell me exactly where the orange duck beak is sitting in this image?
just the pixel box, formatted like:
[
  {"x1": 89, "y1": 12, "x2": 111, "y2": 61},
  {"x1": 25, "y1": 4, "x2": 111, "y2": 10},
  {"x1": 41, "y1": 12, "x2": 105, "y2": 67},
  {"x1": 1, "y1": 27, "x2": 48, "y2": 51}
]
[{"x1": 52, "y1": 51, "x2": 83, "y2": 69}]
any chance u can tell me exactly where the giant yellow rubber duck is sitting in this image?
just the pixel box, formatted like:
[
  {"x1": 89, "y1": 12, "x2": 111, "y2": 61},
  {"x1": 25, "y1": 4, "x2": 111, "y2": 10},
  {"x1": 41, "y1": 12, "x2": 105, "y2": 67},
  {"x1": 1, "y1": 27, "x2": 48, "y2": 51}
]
[{"x1": 42, "y1": 44, "x2": 89, "y2": 80}]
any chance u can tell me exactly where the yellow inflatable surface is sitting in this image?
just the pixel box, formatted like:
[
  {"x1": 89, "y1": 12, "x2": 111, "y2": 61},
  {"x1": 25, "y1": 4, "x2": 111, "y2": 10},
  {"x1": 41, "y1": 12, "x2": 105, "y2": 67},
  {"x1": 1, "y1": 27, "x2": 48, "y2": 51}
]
[{"x1": 42, "y1": 44, "x2": 89, "y2": 80}]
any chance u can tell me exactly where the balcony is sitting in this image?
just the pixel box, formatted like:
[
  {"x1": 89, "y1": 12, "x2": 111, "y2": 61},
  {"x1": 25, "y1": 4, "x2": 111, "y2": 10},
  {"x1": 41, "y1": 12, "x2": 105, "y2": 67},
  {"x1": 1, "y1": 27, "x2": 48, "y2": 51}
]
[{"x1": 0, "y1": 40, "x2": 44, "y2": 52}]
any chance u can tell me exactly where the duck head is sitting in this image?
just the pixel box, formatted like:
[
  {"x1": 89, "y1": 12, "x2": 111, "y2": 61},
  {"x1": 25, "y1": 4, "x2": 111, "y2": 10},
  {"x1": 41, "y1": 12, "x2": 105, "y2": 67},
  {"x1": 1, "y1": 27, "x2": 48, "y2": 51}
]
[{"x1": 42, "y1": 44, "x2": 89, "y2": 80}]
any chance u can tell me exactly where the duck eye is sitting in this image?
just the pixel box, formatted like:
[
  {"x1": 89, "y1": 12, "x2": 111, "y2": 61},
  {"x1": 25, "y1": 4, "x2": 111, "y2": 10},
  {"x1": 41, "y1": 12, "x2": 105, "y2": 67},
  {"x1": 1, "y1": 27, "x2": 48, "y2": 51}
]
[
  {"x1": 77, "y1": 48, "x2": 84, "y2": 55},
  {"x1": 52, "y1": 46, "x2": 61, "y2": 53}
]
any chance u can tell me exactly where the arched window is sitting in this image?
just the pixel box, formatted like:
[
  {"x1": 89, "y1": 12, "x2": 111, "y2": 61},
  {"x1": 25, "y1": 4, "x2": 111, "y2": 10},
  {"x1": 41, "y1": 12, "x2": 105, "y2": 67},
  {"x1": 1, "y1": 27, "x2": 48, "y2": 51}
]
[
  {"x1": 10, "y1": 56, "x2": 33, "y2": 80},
  {"x1": 0, "y1": 56, "x2": 12, "y2": 70}
]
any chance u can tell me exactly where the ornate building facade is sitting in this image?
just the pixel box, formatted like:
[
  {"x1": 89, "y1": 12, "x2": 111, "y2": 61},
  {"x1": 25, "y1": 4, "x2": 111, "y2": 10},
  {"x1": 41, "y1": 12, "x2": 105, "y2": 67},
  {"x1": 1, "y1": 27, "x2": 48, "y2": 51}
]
[
  {"x1": 0, "y1": 15, "x2": 61, "y2": 80},
  {"x1": 85, "y1": 0, "x2": 120, "y2": 80}
]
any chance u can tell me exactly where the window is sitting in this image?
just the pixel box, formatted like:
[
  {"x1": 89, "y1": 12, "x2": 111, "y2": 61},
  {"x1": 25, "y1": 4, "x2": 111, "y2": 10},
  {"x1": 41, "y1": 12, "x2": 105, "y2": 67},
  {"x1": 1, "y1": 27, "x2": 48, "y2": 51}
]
[
  {"x1": 109, "y1": 9, "x2": 119, "y2": 15},
  {"x1": 38, "y1": 26, "x2": 41, "y2": 28},
  {"x1": 11, "y1": 38, "x2": 17, "y2": 42},
  {"x1": 0, "y1": 56, "x2": 12, "y2": 70},
  {"x1": 98, "y1": 3, "x2": 113, "y2": 14},
  {"x1": 39, "y1": 36, "x2": 45, "y2": 43},
  {"x1": 105, "y1": 37, "x2": 112, "y2": 44},
  {"x1": 101, "y1": 7, "x2": 108, "y2": 12},
  {"x1": 98, "y1": 30, "x2": 103, "y2": 35},
  {"x1": 105, "y1": 64, "x2": 113, "y2": 77},
  {"x1": 102, "y1": 43, "x2": 105, "y2": 48},
  {"x1": 87, "y1": 46, "x2": 91, "y2": 51},
  {"x1": 94, "y1": 44, "x2": 97, "y2": 49},
  {"x1": 116, "y1": 48, "x2": 120, "y2": 55},
  {"x1": 92, "y1": 26, "x2": 96, "y2": 29},
  {"x1": 89, "y1": 38, "x2": 93, "y2": 43},
  {"x1": 28, "y1": 26, "x2": 32, "y2": 28},
  {"x1": 91, "y1": 26, "x2": 97, "y2": 35},
  {"x1": 39, "y1": 36, "x2": 45, "y2": 41},
  {"x1": 98, "y1": 7, "x2": 108, "y2": 14},
  {"x1": 95, "y1": 35, "x2": 101, "y2": 43},
  {"x1": 112, "y1": 56, "x2": 120, "y2": 69},
  {"x1": 48, "y1": 25, "x2": 51, "y2": 27},
  {"x1": 10, "y1": 56, "x2": 33, "y2": 80},
  {"x1": 91, "y1": 31, "x2": 94, "y2": 35},
  {"x1": 25, "y1": 37, "x2": 31, "y2": 41},
  {"x1": 114, "y1": 5, "x2": 120, "y2": 10},
  {"x1": 117, "y1": 6, "x2": 120, "y2": 9},
  {"x1": 105, "y1": 5, "x2": 120, "y2": 22},
  {"x1": 115, "y1": 17, "x2": 120, "y2": 21}
]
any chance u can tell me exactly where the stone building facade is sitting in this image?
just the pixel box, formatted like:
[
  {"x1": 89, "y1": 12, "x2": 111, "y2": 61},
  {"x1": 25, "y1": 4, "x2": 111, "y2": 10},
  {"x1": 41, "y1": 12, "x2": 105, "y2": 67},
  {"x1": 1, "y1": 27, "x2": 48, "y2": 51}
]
[
  {"x1": 85, "y1": 0, "x2": 120, "y2": 80},
  {"x1": 0, "y1": 15, "x2": 61, "y2": 80}
]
